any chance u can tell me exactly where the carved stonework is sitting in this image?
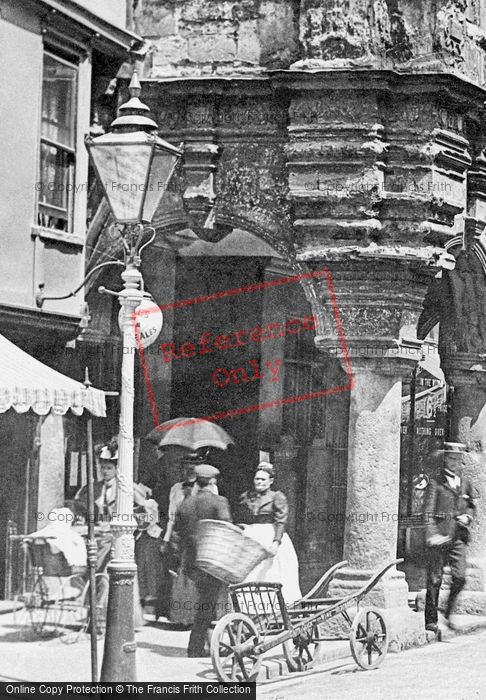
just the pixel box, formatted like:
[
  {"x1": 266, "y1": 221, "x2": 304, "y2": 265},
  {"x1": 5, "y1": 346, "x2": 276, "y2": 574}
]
[
  {"x1": 300, "y1": 1, "x2": 371, "y2": 61},
  {"x1": 436, "y1": 0, "x2": 467, "y2": 69},
  {"x1": 186, "y1": 97, "x2": 216, "y2": 129},
  {"x1": 467, "y1": 151, "x2": 486, "y2": 226},
  {"x1": 289, "y1": 91, "x2": 378, "y2": 126},
  {"x1": 218, "y1": 98, "x2": 286, "y2": 130},
  {"x1": 153, "y1": 98, "x2": 186, "y2": 133},
  {"x1": 215, "y1": 143, "x2": 293, "y2": 243},
  {"x1": 312, "y1": 259, "x2": 433, "y2": 355},
  {"x1": 440, "y1": 246, "x2": 486, "y2": 357},
  {"x1": 182, "y1": 139, "x2": 221, "y2": 235}
]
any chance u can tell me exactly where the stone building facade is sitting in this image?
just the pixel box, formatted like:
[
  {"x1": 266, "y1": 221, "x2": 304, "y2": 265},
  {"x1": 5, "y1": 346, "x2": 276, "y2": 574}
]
[{"x1": 87, "y1": 1, "x2": 486, "y2": 647}]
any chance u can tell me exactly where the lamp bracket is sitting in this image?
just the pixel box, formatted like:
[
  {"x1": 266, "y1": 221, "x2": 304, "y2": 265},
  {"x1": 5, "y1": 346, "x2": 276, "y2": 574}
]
[
  {"x1": 98, "y1": 286, "x2": 123, "y2": 299},
  {"x1": 35, "y1": 260, "x2": 124, "y2": 309}
]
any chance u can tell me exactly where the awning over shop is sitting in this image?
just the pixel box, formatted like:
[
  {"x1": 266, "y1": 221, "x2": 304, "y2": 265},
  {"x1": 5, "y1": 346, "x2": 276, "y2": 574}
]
[{"x1": 0, "y1": 334, "x2": 106, "y2": 417}]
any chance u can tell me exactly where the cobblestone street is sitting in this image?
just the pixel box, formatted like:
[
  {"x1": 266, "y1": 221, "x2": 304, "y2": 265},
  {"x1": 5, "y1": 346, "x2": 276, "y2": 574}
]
[{"x1": 259, "y1": 630, "x2": 486, "y2": 700}]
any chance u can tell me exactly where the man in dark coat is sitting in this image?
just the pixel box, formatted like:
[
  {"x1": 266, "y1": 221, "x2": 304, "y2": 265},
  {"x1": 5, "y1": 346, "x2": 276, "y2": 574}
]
[
  {"x1": 175, "y1": 464, "x2": 232, "y2": 657},
  {"x1": 423, "y1": 442, "x2": 476, "y2": 632}
]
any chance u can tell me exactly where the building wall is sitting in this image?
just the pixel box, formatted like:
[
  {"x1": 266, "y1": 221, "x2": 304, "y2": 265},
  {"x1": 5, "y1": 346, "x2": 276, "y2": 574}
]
[
  {"x1": 0, "y1": 0, "x2": 134, "y2": 319},
  {"x1": 0, "y1": 3, "x2": 90, "y2": 317},
  {"x1": 80, "y1": 0, "x2": 128, "y2": 29},
  {"x1": 135, "y1": 0, "x2": 486, "y2": 85},
  {"x1": 0, "y1": 4, "x2": 43, "y2": 308},
  {"x1": 133, "y1": 0, "x2": 300, "y2": 76}
]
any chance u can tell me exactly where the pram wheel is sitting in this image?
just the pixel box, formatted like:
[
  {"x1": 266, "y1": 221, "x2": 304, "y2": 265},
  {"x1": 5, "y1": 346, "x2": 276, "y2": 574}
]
[
  {"x1": 59, "y1": 573, "x2": 109, "y2": 644},
  {"x1": 13, "y1": 575, "x2": 61, "y2": 640}
]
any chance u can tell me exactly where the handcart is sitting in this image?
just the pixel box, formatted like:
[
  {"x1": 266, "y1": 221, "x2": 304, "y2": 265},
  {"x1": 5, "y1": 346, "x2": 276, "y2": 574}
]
[
  {"x1": 14, "y1": 536, "x2": 108, "y2": 643},
  {"x1": 210, "y1": 558, "x2": 403, "y2": 682}
]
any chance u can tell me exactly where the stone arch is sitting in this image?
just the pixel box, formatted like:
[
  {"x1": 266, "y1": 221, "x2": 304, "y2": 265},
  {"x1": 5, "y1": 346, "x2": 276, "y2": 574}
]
[
  {"x1": 150, "y1": 207, "x2": 331, "y2": 349},
  {"x1": 85, "y1": 194, "x2": 332, "y2": 356}
]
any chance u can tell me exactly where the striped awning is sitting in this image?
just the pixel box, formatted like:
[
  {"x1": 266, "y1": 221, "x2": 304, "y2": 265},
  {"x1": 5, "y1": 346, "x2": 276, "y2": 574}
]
[{"x1": 0, "y1": 333, "x2": 106, "y2": 417}]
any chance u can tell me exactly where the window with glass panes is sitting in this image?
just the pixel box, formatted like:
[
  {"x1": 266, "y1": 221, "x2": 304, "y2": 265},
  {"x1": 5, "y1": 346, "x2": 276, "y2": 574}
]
[{"x1": 38, "y1": 53, "x2": 77, "y2": 233}]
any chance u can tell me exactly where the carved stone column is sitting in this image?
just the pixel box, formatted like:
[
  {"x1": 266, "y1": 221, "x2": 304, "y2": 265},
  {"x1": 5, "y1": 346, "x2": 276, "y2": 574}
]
[
  {"x1": 325, "y1": 356, "x2": 426, "y2": 649},
  {"x1": 441, "y1": 357, "x2": 486, "y2": 614},
  {"x1": 313, "y1": 258, "x2": 431, "y2": 649}
]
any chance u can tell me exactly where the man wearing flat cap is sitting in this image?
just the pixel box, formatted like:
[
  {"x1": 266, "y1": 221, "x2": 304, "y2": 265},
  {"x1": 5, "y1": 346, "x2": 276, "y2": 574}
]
[
  {"x1": 423, "y1": 442, "x2": 476, "y2": 632},
  {"x1": 175, "y1": 464, "x2": 232, "y2": 657}
]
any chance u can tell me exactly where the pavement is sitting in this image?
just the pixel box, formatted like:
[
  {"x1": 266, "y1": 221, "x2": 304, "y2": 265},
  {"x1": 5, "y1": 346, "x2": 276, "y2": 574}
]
[
  {"x1": 0, "y1": 603, "x2": 485, "y2": 686},
  {"x1": 258, "y1": 629, "x2": 486, "y2": 700}
]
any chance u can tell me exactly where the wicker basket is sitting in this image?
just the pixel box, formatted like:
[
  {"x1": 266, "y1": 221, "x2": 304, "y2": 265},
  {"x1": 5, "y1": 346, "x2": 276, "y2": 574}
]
[{"x1": 195, "y1": 519, "x2": 271, "y2": 584}]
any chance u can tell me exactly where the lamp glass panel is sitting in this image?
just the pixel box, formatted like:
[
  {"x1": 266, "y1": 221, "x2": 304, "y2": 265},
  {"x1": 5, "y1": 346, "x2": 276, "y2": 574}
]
[
  {"x1": 142, "y1": 149, "x2": 179, "y2": 223},
  {"x1": 88, "y1": 142, "x2": 153, "y2": 222}
]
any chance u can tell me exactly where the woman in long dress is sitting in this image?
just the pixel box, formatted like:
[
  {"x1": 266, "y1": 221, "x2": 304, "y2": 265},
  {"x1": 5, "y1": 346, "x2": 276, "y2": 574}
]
[
  {"x1": 134, "y1": 500, "x2": 171, "y2": 620},
  {"x1": 235, "y1": 462, "x2": 302, "y2": 605}
]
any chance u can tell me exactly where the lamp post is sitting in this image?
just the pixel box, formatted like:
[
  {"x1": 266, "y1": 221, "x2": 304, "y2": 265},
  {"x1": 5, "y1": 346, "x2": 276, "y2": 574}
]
[{"x1": 85, "y1": 72, "x2": 182, "y2": 681}]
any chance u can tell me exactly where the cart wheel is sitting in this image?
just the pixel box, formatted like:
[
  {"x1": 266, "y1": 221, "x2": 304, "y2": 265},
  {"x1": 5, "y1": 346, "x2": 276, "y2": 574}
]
[
  {"x1": 349, "y1": 607, "x2": 388, "y2": 670},
  {"x1": 210, "y1": 613, "x2": 261, "y2": 682},
  {"x1": 282, "y1": 622, "x2": 320, "y2": 672}
]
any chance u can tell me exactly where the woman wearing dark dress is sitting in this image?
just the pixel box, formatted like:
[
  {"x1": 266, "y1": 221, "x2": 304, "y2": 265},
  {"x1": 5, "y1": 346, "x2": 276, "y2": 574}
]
[
  {"x1": 236, "y1": 462, "x2": 301, "y2": 604},
  {"x1": 134, "y1": 499, "x2": 170, "y2": 619}
]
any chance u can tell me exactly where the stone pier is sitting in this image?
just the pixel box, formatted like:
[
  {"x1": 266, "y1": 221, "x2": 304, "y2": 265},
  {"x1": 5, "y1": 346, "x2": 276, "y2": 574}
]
[{"x1": 327, "y1": 356, "x2": 426, "y2": 650}]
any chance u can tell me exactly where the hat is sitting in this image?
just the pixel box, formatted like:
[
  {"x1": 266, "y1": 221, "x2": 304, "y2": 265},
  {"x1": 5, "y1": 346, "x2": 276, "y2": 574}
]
[
  {"x1": 443, "y1": 442, "x2": 467, "y2": 454},
  {"x1": 195, "y1": 464, "x2": 220, "y2": 479},
  {"x1": 255, "y1": 461, "x2": 275, "y2": 477},
  {"x1": 99, "y1": 446, "x2": 118, "y2": 461}
]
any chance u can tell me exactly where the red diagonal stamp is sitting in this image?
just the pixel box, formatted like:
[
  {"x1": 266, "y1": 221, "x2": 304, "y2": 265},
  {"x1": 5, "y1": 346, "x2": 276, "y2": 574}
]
[{"x1": 132, "y1": 268, "x2": 353, "y2": 431}]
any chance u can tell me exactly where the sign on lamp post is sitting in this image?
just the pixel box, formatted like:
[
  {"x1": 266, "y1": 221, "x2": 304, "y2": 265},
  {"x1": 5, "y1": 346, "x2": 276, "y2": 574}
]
[{"x1": 119, "y1": 296, "x2": 163, "y2": 350}]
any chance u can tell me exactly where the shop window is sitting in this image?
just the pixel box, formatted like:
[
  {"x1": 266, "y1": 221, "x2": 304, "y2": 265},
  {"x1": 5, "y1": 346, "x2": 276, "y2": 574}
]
[{"x1": 37, "y1": 53, "x2": 77, "y2": 233}]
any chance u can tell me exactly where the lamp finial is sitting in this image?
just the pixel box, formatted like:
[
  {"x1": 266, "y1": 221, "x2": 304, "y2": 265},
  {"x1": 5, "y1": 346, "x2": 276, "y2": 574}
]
[{"x1": 129, "y1": 71, "x2": 141, "y2": 99}]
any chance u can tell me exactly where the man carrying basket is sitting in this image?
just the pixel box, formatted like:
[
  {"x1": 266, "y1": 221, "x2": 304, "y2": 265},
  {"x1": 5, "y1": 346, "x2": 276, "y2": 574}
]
[{"x1": 174, "y1": 464, "x2": 231, "y2": 657}]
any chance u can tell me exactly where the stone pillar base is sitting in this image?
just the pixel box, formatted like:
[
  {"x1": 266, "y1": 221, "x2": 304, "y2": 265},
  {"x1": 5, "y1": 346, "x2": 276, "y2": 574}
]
[
  {"x1": 328, "y1": 566, "x2": 410, "y2": 608},
  {"x1": 381, "y1": 606, "x2": 427, "y2": 652},
  {"x1": 416, "y1": 589, "x2": 486, "y2": 616},
  {"x1": 416, "y1": 560, "x2": 486, "y2": 615},
  {"x1": 323, "y1": 567, "x2": 426, "y2": 650},
  {"x1": 440, "y1": 590, "x2": 486, "y2": 615}
]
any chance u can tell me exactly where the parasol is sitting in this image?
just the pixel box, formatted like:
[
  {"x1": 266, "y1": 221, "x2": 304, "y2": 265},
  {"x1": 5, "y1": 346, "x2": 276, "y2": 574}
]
[{"x1": 146, "y1": 417, "x2": 234, "y2": 451}]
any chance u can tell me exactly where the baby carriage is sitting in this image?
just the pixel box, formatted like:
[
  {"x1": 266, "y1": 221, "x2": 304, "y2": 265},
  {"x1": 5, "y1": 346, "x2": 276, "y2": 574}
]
[{"x1": 14, "y1": 521, "x2": 108, "y2": 643}]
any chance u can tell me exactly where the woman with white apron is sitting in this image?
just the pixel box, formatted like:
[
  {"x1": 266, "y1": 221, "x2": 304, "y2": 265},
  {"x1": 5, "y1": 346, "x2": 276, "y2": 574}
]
[{"x1": 236, "y1": 462, "x2": 301, "y2": 605}]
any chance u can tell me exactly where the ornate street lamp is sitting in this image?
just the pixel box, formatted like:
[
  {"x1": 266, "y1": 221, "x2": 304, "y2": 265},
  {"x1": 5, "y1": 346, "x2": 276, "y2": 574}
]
[{"x1": 85, "y1": 72, "x2": 182, "y2": 681}]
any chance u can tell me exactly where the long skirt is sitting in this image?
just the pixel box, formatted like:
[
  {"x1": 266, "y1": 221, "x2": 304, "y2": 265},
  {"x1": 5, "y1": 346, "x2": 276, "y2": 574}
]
[
  {"x1": 135, "y1": 532, "x2": 171, "y2": 619},
  {"x1": 242, "y1": 524, "x2": 302, "y2": 605},
  {"x1": 170, "y1": 554, "x2": 231, "y2": 626},
  {"x1": 169, "y1": 567, "x2": 199, "y2": 626},
  {"x1": 95, "y1": 528, "x2": 145, "y2": 627}
]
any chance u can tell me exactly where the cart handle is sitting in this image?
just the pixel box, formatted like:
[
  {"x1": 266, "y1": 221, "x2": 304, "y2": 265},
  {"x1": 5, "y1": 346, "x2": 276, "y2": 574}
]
[
  {"x1": 299, "y1": 560, "x2": 348, "y2": 602},
  {"x1": 254, "y1": 557, "x2": 404, "y2": 657},
  {"x1": 355, "y1": 558, "x2": 404, "y2": 599}
]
